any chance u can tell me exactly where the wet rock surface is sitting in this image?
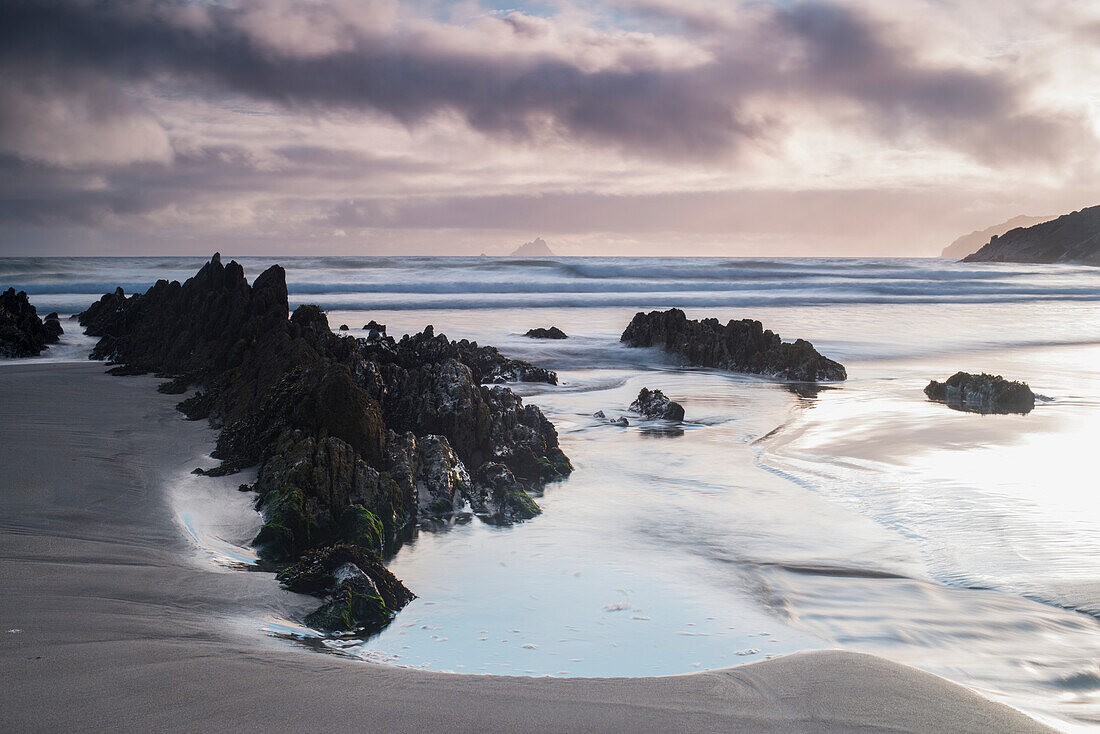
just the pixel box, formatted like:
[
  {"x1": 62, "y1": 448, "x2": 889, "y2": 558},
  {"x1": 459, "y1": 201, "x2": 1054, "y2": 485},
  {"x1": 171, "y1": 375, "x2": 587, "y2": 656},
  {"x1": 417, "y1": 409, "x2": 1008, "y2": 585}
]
[
  {"x1": 924, "y1": 372, "x2": 1036, "y2": 414},
  {"x1": 593, "y1": 411, "x2": 629, "y2": 427},
  {"x1": 1, "y1": 288, "x2": 62, "y2": 358},
  {"x1": 79, "y1": 254, "x2": 571, "y2": 633},
  {"x1": 277, "y1": 544, "x2": 415, "y2": 633},
  {"x1": 621, "y1": 308, "x2": 846, "y2": 382},
  {"x1": 525, "y1": 326, "x2": 567, "y2": 339},
  {"x1": 630, "y1": 388, "x2": 685, "y2": 421}
]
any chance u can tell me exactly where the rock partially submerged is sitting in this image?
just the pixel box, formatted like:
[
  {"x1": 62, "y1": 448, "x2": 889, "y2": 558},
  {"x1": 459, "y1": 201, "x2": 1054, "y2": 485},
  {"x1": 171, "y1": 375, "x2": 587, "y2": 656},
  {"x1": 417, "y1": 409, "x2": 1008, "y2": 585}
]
[
  {"x1": 593, "y1": 411, "x2": 629, "y2": 427},
  {"x1": 277, "y1": 544, "x2": 415, "y2": 632},
  {"x1": 525, "y1": 327, "x2": 567, "y2": 339},
  {"x1": 924, "y1": 372, "x2": 1036, "y2": 414},
  {"x1": 621, "y1": 309, "x2": 845, "y2": 382},
  {"x1": 0, "y1": 289, "x2": 62, "y2": 358},
  {"x1": 630, "y1": 388, "x2": 685, "y2": 421},
  {"x1": 78, "y1": 254, "x2": 571, "y2": 633}
]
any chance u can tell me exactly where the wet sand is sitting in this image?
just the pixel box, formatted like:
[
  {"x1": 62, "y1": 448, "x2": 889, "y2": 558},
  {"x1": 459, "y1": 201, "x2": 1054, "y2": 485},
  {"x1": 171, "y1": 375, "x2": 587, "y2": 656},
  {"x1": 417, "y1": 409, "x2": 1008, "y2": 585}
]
[{"x1": 0, "y1": 361, "x2": 1053, "y2": 733}]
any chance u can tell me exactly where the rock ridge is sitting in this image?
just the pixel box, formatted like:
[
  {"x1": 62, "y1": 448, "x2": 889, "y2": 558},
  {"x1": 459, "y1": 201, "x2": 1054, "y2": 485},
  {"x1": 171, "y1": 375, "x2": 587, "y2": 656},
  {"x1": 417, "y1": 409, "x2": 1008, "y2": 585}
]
[{"x1": 79, "y1": 254, "x2": 572, "y2": 634}]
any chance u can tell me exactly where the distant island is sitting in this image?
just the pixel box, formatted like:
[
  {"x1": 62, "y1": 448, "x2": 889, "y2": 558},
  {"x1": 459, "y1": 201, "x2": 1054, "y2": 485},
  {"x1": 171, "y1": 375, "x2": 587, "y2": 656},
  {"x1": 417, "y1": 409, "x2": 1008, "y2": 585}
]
[
  {"x1": 510, "y1": 237, "x2": 555, "y2": 257},
  {"x1": 963, "y1": 205, "x2": 1100, "y2": 266},
  {"x1": 941, "y1": 215, "x2": 1053, "y2": 259}
]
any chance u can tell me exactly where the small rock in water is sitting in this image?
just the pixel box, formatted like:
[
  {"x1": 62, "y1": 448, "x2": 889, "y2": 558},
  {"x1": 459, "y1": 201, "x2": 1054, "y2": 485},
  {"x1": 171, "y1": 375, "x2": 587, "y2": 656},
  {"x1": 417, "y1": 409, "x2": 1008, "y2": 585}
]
[
  {"x1": 593, "y1": 410, "x2": 629, "y2": 426},
  {"x1": 338, "y1": 324, "x2": 349, "y2": 331},
  {"x1": 924, "y1": 371, "x2": 1036, "y2": 414},
  {"x1": 525, "y1": 326, "x2": 568, "y2": 339},
  {"x1": 362, "y1": 320, "x2": 387, "y2": 338},
  {"x1": 630, "y1": 387, "x2": 685, "y2": 421}
]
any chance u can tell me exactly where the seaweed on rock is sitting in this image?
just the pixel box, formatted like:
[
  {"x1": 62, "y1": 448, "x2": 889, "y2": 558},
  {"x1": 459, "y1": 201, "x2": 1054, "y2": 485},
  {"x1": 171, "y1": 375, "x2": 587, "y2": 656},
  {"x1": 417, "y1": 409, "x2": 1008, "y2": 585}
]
[
  {"x1": 79, "y1": 254, "x2": 572, "y2": 633},
  {"x1": 924, "y1": 372, "x2": 1036, "y2": 414}
]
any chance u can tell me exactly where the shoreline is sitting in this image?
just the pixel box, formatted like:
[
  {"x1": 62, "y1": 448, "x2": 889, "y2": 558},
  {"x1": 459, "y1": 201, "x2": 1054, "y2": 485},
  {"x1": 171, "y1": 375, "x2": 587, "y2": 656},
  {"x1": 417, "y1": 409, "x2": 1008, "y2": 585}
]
[{"x1": 0, "y1": 360, "x2": 1055, "y2": 732}]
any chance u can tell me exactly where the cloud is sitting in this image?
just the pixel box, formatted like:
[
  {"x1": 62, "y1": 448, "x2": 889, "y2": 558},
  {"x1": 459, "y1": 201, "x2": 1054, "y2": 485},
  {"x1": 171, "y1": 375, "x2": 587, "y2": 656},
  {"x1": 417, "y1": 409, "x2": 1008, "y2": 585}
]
[
  {"x1": 0, "y1": 0, "x2": 1085, "y2": 163},
  {"x1": 0, "y1": 0, "x2": 1097, "y2": 255}
]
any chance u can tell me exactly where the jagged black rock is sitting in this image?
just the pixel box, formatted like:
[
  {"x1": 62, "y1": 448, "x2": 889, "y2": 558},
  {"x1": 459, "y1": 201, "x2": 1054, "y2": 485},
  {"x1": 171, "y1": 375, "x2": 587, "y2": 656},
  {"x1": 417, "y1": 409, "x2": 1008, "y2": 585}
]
[
  {"x1": 79, "y1": 254, "x2": 572, "y2": 633},
  {"x1": 621, "y1": 308, "x2": 846, "y2": 382}
]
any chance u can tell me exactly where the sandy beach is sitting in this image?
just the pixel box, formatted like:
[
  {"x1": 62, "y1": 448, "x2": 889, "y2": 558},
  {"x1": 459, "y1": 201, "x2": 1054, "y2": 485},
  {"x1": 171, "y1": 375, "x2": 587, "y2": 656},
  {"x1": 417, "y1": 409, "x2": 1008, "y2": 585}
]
[{"x1": 0, "y1": 360, "x2": 1054, "y2": 733}]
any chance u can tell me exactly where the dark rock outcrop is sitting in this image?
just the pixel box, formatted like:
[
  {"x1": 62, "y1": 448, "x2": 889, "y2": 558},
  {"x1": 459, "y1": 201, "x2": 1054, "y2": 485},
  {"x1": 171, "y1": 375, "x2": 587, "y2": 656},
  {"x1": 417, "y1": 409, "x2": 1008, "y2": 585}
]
[
  {"x1": 621, "y1": 308, "x2": 846, "y2": 382},
  {"x1": 78, "y1": 254, "x2": 572, "y2": 633},
  {"x1": 924, "y1": 372, "x2": 1036, "y2": 414},
  {"x1": 963, "y1": 205, "x2": 1100, "y2": 265},
  {"x1": 467, "y1": 462, "x2": 541, "y2": 523},
  {"x1": 359, "y1": 325, "x2": 559, "y2": 385},
  {"x1": 1, "y1": 288, "x2": 62, "y2": 357},
  {"x1": 277, "y1": 544, "x2": 415, "y2": 632},
  {"x1": 630, "y1": 388, "x2": 685, "y2": 421},
  {"x1": 526, "y1": 327, "x2": 567, "y2": 339}
]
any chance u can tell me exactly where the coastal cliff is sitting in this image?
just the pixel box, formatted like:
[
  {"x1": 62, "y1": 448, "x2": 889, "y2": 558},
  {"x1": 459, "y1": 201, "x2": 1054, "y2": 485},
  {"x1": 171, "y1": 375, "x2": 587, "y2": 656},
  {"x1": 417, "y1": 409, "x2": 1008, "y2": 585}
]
[
  {"x1": 963, "y1": 205, "x2": 1100, "y2": 265},
  {"x1": 79, "y1": 254, "x2": 572, "y2": 632},
  {"x1": 941, "y1": 215, "x2": 1053, "y2": 259}
]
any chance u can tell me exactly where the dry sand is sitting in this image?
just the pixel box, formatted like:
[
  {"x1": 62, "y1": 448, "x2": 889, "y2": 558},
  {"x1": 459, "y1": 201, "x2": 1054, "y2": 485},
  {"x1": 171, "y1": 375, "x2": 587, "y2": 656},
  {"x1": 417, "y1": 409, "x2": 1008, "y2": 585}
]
[{"x1": 0, "y1": 361, "x2": 1054, "y2": 733}]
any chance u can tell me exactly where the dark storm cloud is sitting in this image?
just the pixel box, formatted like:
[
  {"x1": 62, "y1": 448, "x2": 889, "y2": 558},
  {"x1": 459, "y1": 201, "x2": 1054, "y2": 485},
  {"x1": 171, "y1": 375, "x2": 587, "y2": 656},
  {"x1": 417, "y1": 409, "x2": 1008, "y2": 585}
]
[
  {"x1": 0, "y1": 0, "x2": 1077, "y2": 162},
  {"x1": 0, "y1": 0, "x2": 1096, "y2": 255}
]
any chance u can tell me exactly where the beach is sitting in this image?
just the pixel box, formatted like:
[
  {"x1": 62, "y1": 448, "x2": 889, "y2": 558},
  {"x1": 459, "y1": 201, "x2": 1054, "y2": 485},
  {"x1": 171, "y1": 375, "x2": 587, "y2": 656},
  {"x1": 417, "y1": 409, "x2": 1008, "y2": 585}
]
[{"x1": 0, "y1": 360, "x2": 1056, "y2": 732}]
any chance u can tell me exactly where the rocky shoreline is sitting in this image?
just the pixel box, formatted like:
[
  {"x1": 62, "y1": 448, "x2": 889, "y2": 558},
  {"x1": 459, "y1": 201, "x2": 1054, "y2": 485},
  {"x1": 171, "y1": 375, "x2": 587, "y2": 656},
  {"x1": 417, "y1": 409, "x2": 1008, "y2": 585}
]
[{"x1": 78, "y1": 254, "x2": 572, "y2": 633}]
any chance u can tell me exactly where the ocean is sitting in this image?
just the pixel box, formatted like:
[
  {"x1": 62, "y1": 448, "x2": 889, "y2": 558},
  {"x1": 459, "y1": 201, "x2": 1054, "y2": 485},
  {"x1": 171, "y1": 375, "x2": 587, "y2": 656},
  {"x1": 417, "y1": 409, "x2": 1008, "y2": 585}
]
[{"x1": 3, "y1": 255, "x2": 1099, "y2": 729}]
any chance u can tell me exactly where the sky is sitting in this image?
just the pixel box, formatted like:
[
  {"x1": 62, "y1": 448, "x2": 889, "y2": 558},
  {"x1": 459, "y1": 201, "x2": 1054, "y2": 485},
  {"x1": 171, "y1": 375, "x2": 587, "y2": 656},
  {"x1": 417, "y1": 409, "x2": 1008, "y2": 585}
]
[{"x1": 1, "y1": 0, "x2": 1099, "y2": 257}]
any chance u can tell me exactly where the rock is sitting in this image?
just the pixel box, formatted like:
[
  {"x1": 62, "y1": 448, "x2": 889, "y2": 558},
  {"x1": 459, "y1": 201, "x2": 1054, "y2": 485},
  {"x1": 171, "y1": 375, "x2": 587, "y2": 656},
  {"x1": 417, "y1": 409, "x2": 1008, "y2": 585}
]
[
  {"x1": 963, "y1": 205, "x2": 1100, "y2": 265},
  {"x1": 339, "y1": 324, "x2": 349, "y2": 331},
  {"x1": 78, "y1": 254, "x2": 571, "y2": 635},
  {"x1": 248, "y1": 428, "x2": 406, "y2": 561},
  {"x1": 593, "y1": 410, "x2": 629, "y2": 426},
  {"x1": 466, "y1": 462, "x2": 541, "y2": 524},
  {"x1": 42, "y1": 312, "x2": 64, "y2": 340},
  {"x1": 384, "y1": 432, "x2": 471, "y2": 522},
  {"x1": 0, "y1": 288, "x2": 62, "y2": 357},
  {"x1": 924, "y1": 372, "x2": 1036, "y2": 414},
  {"x1": 277, "y1": 544, "x2": 414, "y2": 633},
  {"x1": 509, "y1": 237, "x2": 555, "y2": 257},
  {"x1": 361, "y1": 326, "x2": 558, "y2": 385},
  {"x1": 630, "y1": 388, "x2": 685, "y2": 421},
  {"x1": 215, "y1": 362, "x2": 386, "y2": 472},
  {"x1": 525, "y1": 327, "x2": 567, "y2": 339},
  {"x1": 621, "y1": 308, "x2": 846, "y2": 382},
  {"x1": 363, "y1": 320, "x2": 387, "y2": 339}
]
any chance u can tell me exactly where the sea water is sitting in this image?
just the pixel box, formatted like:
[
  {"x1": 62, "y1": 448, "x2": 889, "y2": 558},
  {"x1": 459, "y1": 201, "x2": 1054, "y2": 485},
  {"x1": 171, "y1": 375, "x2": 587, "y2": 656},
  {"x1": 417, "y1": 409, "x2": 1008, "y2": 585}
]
[{"x1": 3, "y1": 256, "x2": 1099, "y2": 729}]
